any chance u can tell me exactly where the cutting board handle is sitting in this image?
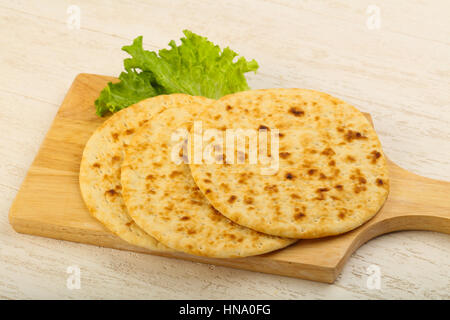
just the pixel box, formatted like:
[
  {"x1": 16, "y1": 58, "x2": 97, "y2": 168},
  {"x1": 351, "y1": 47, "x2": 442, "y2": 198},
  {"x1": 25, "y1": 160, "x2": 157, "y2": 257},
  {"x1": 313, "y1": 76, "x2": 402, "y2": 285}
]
[{"x1": 349, "y1": 160, "x2": 450, "y2": 253}]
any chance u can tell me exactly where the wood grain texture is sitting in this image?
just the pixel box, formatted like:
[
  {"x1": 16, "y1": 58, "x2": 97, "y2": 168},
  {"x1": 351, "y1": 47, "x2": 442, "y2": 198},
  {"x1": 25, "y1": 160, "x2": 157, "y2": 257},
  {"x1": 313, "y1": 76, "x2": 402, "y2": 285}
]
[
  {"x1": 0, "y1": 0, "x2": 449, "y2": 299},
  {"x1": 8, "y1": 73, "x2": 450, "y2": 284}
]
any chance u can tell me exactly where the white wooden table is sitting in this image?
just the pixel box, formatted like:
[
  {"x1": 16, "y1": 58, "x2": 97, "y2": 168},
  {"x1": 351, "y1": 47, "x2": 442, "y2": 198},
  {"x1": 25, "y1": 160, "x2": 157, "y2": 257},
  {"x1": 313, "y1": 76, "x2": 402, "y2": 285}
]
[{"x1": 0, "y1": 0, "x2": 449, "y2": 299}]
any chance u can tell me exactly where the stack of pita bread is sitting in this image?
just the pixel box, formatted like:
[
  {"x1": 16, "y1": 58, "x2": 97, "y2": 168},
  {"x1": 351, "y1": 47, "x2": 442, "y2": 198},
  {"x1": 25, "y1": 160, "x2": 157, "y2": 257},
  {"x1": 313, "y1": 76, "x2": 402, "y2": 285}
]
[{"x1": 80, "y1": 89, "x2": 389, "y2": 258}]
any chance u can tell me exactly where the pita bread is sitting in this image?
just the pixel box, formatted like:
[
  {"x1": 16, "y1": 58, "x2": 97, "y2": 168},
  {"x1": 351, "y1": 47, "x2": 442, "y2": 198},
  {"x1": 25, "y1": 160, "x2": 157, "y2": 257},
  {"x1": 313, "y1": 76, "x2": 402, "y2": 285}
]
[
  {"x1": 189, "y1": 89, "x2": 390, "y2": 238},
  {"x1": 121, "y1": 105, "x2": 296, "y2": 258},
  {"x1": 80, "y1": 94, "x2": 211, "y2": 251}
]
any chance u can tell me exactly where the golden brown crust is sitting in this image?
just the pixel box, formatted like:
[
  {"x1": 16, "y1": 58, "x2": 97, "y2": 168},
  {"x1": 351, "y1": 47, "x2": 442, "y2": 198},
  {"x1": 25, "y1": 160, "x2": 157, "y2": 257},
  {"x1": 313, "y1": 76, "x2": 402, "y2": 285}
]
[
  {"x1": 79, "y1": 94, "x2": 211, "y2": 251},
  {"x1": 189, "y1": 89, "x2": 390, "y2": 239},
  {"x1": 121, "y1": 104, "x2": 296, "y2": 258}
]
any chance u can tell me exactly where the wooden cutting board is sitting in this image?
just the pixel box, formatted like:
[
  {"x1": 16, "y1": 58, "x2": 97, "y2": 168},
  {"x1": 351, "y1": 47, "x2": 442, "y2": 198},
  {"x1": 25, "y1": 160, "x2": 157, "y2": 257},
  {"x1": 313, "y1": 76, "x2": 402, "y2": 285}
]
[{"x1": 9, "y1": 74, "x2": 450, "y2": 283}]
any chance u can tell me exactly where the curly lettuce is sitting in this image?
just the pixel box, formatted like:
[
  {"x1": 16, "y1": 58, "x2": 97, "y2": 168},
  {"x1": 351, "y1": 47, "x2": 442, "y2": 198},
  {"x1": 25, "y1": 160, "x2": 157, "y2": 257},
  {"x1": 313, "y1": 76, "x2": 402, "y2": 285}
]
[{"x1": 95, "y1": 30, "x2": 259, "y2": 116}]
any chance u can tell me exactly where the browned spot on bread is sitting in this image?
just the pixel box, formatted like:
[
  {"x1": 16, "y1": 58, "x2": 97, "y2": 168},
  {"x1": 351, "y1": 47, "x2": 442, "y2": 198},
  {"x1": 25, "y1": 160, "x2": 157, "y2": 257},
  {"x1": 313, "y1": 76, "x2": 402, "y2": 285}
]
[
  {"x1": 111, "y1": 132, "x2": 119, "y2": 141},
  {"x1": 314, "y1": 188, "x2": 329, "y2": 200},
  {"x1": 226, "y1": 105, "x2": 233, "y2": 111},
  {"x1": 203, "y1": 179, "x2": 212, "y2": 183},
  {"x1": 238, "y1": 172, "x2": 253, "y2": 184},
  {"x1": 146, "y1": 174, "x2": 155, "y2": 180},
  {"x1": 125, "y1": 221, "x2": 134, "y2": 227},
  {"x1": 220, "y1": 183, "x2": 230, "y2": 192},
  {"x1": 344, "y1": 130, "x2": 367, "y2": 142},
  {"x1": 351, "y1": 169, "x2": 367, "y2": 190},
  {"x1": 111, "y1": 156, "x2": 121, "y2": 163},
  {"x1": 319, "y1": 173, "x2": 327, "y2": 180},
  {"x1": 125, "y1": 128, "x2": 135, "y2": 135},
  {"x1": 228, "y1": 195, "x2": 237, "y2": 203},
  {"x1": 279, "y1": 152, "x2": 291, "y2": 159},
  {"x1": 205, "y1": 189, "x2": 212, "y2": 194},
  {"x1": 346, "y1": 155, "x2": 356, "y2": 162},
  {"x1": 376, "y1": 178, "x2": 384, "y2": 186},
  {"x1": 307, "y1": 169, "x2": 317, "y2": 175},
  {"x1": 214, "y1": 114, "x2": 221, "y2": 120},
  {"x1": 369, "y1": 150, "x2": 382, "y2": 164},
  {"x1": 285, "y1": 173, "x2": 295, "y2": 180},
  {"x1": 225, "y1": 233, "x2": 236, "y2": 240},
  {"x1": 164, "y1": 203, "x2": 174, "y2": 211},
  {"x1": 337, "y1": 126, "x2": 345, "y2": 132},
  {"x1": 294, "y1": 212, "x2": 306, "y2": 220},
  {"x1": 329, "y1": 160, "x2": 336, "y2": 166},
  {"x1": 105, "y1": 189, "x2": 117, "y2": 196},
  {"x1": 321, "y1": 147, "x2": 335, "y2": 156},
  {"x1": 187, "y1": 229, "x2": 196, "y2": 235},
  {"x1": 169, "y1": 171, "x2": 182, "y2": 178},
  {"x1": 244, "y1": 196, "x2": 254, "y2": 205},
  {"x1": 289, "y1": 107, "x2": 304, "y2": 117},
  {"x1": 206, "y1": 172, "x2": 212, "y2": 177},
  {"x1": 278, "y1": 133, "x2": 285, "y2": 138},
  {"x1": 291, "y1": 193, "x2": 301, "y2": 199},
  {"x1": 302, "y1": 160, "x2": 312, "y2": 168},
  {"x1": 335, "y1": 184, "x2": 344, "y2": 191},
  {"x1": 191, "y1": 190, "x2": 204, "y2": 202},
  {"x1": 138, "y1": 119, "x2": 149, "y2": 126},
  {"x1": 180, "y1": 216, "x2": 190, "y2": 221},
  {"x1": 354, "y1": 185, "x2": 367, "y2": 194},
  {"x1": 315, "y1": 193, "x2": 325, "y2": 200},
  {"x1": 259, "y1": 125, "x2": 269, "y2": 130},
  {"x1": 338, "y1": 212, "x2": 345, "y2": 219},
  {"x1": 190, "y1": 199, "x2": 203, "y2": 206},
  {"x1": 92, "y1": 163, "x2": 101, "y2": 168},
  {"x1": 264, "y1": 184, "x2": 279, "y2": 193}
]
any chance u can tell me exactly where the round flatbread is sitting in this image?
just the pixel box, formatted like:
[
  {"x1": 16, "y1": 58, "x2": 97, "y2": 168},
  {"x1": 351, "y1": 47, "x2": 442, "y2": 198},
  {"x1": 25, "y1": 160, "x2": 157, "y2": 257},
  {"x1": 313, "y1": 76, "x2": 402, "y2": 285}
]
[
  {"x1": 189, "y1": 89, "x2": 390, "y2": 239},
  {"x1": 121, "y1": 105, "x2": 296, "y2": 258},
  {"x1": 80, "y1": 94, "x2": 212, "y2": 251}
]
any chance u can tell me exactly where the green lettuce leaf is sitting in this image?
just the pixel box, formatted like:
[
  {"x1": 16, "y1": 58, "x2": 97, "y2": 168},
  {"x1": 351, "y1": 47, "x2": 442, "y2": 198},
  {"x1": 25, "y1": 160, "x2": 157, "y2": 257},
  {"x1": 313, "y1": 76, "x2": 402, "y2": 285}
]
[
  {"x1": 95, "y1": 30, "x2": 258, "y2": 116},
  {"x1": 95, "y1": 70, "x2": 161, "y2": 116}
]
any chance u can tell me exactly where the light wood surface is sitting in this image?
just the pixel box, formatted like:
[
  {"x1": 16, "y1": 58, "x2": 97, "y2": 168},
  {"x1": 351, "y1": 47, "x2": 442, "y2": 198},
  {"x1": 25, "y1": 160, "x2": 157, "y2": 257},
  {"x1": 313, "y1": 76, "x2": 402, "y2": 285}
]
[
  {"x1": 9, "y1": 73, "x2": 450, "y2": 284},
  {"x1": 1, "y1": 0, "x2": 449, "y2": 299}
]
